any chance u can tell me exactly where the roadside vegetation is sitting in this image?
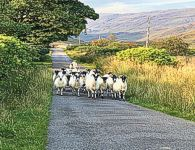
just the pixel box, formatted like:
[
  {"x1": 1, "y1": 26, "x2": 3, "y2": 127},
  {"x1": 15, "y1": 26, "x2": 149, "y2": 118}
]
[
  {"x1": 0, "y1": 35, "x2": 52, "y2": 149},
  {"x1": 0, "y1": 0, "x2": 99, "y2": 149},
  {"x1": 65, "y1": 36, "x2": 195, "y2": 121}
]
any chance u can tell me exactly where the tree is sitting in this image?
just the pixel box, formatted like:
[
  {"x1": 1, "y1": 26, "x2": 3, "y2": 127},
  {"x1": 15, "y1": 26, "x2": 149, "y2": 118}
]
[
  {"x1": 151, "y1": 37, "x2": 189, "y2": 56},
  {"x1": 0, "y1": 0, "x2": 99, "y2": 46}
]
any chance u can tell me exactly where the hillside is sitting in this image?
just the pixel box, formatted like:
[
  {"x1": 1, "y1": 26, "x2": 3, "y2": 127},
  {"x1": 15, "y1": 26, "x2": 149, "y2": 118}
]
[{"x1": 82, "y1": 8, "x2": 195, "y2": 46}]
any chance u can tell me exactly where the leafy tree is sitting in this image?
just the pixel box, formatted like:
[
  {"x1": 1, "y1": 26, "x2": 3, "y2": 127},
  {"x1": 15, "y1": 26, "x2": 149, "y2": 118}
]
[
  {"x1": 151, "y1": 37, "x2": 189, "y2": 56},
  {"x1": 0, "y1": 0, "x2": 99, "y2": 46}
]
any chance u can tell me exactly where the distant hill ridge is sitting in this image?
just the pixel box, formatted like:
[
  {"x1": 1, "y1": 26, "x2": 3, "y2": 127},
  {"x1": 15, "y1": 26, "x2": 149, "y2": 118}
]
[{"x1": 81, "y1": 8, "x2": 195, "y2": 46}]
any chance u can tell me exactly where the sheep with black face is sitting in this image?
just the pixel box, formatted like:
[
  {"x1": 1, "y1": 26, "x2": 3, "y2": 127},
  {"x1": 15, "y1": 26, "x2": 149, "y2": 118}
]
[
  {"x1": 54, "y1": 70, "x2": 68, "y2": 96},
  {"x1": 113, "y1": 75, "x2": 127, "y2": 100}
]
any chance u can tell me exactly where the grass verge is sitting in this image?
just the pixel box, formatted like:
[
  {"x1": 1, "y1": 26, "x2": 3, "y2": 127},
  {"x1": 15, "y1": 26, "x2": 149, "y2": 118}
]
[
  {"x1": 0, "y1": 65, "x2": 52, "y2": 150},
  {"x1": 128, "y1": 98, "x2": 195, "y2": 122}
]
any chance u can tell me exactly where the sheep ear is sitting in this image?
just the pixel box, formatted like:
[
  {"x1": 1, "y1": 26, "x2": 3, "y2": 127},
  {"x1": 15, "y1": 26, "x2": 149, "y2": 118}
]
[
  {"x1": 62, "y1": 71, "x2": 66, "y2": 75},
  {"x1": 55, "y1": 70, "x2": 59, "y2": 75}
]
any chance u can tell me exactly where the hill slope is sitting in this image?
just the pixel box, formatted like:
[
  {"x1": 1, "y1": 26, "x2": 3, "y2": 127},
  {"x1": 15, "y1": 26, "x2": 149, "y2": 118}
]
[{"x1": 83, "y1": 8, "x2": 195, "y2": 45}]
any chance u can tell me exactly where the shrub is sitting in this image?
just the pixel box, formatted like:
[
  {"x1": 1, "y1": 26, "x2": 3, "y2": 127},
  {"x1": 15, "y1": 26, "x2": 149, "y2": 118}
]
[
  {"x1": 187, "y1": 49, "x2": 195, "y2": 56},
  {"x1": 74, "y1": 45, "x2": 101, "y2": 52},
  {"x1": 117, "y1": 47, "x2": 177, "y2": 65},
  {"x1": 151, "y1": 37, "x2": 189, "y2": 56},
  {"x1": 91, "y1": 38, "x2": 110, "y2": 47},
  {"x1": 66, "y1": 45, "x2": 80, "y2": 50},
  {"x1": 0, "y1": 35, "x2": 34, "y2": 80},
  {"x1": 108, "y1": 42, "x2": 137, "y2": 50}
]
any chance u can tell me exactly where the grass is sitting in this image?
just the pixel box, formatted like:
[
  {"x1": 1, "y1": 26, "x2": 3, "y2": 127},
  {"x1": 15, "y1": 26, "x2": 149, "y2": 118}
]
[
  {"x1": 128, "y1": 98, "x2": 195, "y2": 121},
  {"x1": 0, "y1": 65, "x2": 52, "y2": 150},
  {"x1": 98, "y1": 57, "x2": 195, "y2": 121},
  {"x1": 65, "y1": 49, "x2": 96, "y2": 69}
]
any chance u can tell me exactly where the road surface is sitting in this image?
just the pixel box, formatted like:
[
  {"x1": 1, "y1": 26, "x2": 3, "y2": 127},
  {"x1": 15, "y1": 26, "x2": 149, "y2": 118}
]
[{"x1": 47, "y1": 48, "x2": 195, "y2": 150}]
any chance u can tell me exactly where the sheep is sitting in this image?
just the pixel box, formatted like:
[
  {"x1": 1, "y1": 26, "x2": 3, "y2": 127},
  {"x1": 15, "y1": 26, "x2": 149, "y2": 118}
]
[
  {"x1": 96, "y1": 76, "x2": 108, "y2": 99},
  {"x1": 85, "y1": 74, "x2": 99, "y2": 99},
  {"x1": 72, "y1": 61, "x2": 78, "y2": 69},
  {"x1": 69, "y1": 74, "x2": 81, "y2": 96},
  {"x1": 113, "y1": 75, "x2": 127, "y2": 100},
  {"x1": 68, "y1": 73, "x2": 86, "y2": 96},
  {"x1": 78, "y1": 75, "x2": 86, "y2": 94},
  {"x1": 105, "y1": 74, "x2": 117, "y2": 98},
  {"x1": 53, "y1": 70, "x2": 60, "y2": 81},
  {"x1": 65, "y1": 68, "x2": 72, "y2": 75},
  {"x1": 54, "y1": 70, "x2": 68, "y2": 96},
  {"x1": 69, "y1": 63, "x2": 74, "y2": 69},
  {"x1": 103, "y1": 72, "x2": 113, "y2": 78},
  {"x1": 119, "y1": 75, "x2": 128, "y2": 100},
  {"x1": 69, "y1": 61, "x2": 78, "y2": 69}
]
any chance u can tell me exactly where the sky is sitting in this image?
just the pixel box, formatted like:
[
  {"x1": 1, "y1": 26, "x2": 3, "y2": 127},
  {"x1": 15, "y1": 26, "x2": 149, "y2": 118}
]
[{"x1": 80, "y1": 0, "x2": 195, "y2": 13}]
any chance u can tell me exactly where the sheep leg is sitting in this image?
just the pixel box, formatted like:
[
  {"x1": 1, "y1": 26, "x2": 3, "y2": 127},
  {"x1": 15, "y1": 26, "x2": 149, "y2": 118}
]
[
  {"x1": 122, "y1": 92, "x2": 126, "y2": 101},
  {"x1": 118, "y1": 92, "x2": 121, "y2": 99},
  {"x1": 114, "y1": 93, "x2": 117, "y2": 99},
  {"x1": 111, "y1": 90, "x2": 114, "y2": 99},
  {"x1": 107, "y1": 89, "x2": 109, "y2": 96},
  {"x1": 87, "y1": 90, "x2": 90, "y2": 98},
  {"x1": 77, "y1": 88, "x2": 80, "y2": 97},
  {"x1": 94, "y1": 90, "x2": 97, "y2": 99},
  {"x1": 57, "y1": 88, "x2": 60, "y2": 95},
  {"x1": 71, "y1": 88, "x2": 74, "y2": 95},
  {"x1": 91, "y1": 91, "x2": 94, "y2": 99},
  {"x1": 60, "y1": 88, "x2": 63, "y2": 96},
  {"x1": 101, "y1": 90, "x2": 104, "y2": 99}
]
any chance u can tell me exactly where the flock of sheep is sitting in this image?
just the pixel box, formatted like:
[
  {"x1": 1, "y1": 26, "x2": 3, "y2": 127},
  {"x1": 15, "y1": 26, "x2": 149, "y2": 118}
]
[{"x1": 53, "y1": 61, "x2": 127, "y2": 100}]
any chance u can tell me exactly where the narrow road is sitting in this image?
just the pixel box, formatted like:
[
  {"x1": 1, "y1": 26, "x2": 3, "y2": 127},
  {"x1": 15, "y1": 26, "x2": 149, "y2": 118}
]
[{"x1": 47, "y1": 48, "x2": 195, "y2": 150}]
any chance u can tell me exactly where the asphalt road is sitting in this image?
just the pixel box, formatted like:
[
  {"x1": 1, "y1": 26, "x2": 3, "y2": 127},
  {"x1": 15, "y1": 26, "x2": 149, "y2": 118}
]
[{"x1": 47, "y1": 48, "x2": 195, "y2": 150}]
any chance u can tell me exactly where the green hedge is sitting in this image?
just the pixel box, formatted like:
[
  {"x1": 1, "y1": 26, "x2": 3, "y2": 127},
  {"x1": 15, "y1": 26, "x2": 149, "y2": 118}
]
[
  {"x1": 73, "y1": 45, "x2": 121, "y2": 55},
  {"x1": 117, "y1": 47, "x2": 178, "y2": 65},
  {"x1": 0, "y1": 35, "x2": 35, "y2": 80}
]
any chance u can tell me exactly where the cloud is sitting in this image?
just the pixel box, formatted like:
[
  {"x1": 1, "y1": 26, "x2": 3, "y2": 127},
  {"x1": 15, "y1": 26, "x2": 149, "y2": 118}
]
[
  {"x1": 80, "y1": 0, "x2": 195, "y2": 14},
  {"x1": 96, "y1": 2, "x2": 140, "y2": 14}
]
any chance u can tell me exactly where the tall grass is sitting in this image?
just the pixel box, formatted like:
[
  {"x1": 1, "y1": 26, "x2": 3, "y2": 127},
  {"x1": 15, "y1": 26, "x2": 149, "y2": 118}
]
[
  {"x1": 0, "y1": 65, "x2": 52, "y2": 149},
  {"x1": 98, "y1": 57, "x2": 195, "y2": 121}
]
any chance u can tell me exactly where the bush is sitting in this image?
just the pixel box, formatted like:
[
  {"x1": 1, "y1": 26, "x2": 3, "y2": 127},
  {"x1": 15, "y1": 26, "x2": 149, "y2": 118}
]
[
  {"x1": 66, "y1": 45, "x2": 80, "y2": 50},
  {"x1": 0, "y1": 35, "x2": 34, "y2": 80},
  {"x1": 91, "y1": 38, "x2": 110, "y2": 47},
  {"x1": 187, "y1": 49, "x2": 195, "y2": 56},
  {"x1": 151, "y1": 37, "x2": 189, "y2": 56},
  {"x1": 117, "y1": 47, "x2": 177, "y2": 65},
  {"x1": 74, "y1": 45, "x2": 101, "y2": 52},
  {"x1": 108, "y1": 42, "x2": 137, "y2": 50}
]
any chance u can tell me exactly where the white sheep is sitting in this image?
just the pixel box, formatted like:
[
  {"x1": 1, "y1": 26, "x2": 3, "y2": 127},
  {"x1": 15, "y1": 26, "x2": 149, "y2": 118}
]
[
  {"x1": 105, "y1": 74, "x2": 117, "y2": 98},
  {"x1": 113, "y1": 75, "x2": 127, "y2": 100},
  {"x1": 69, "y1": 74, "x2": 80, "y2": 96},
  {"x1": 54, "y1": 71, "x2": 68, "y2": 96},
  {"x1": 69, "y1": 61, "x2": 78, "y2": 69},
  {"x1": 96, "y1": 76, "x2": 107, "y2": 99},
  {"x1": 72, "y1": 61, "x2": 78, "y2": 69},
  {"x1": 85, "y1": 74, "x2": 98, "y2": 99}
]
